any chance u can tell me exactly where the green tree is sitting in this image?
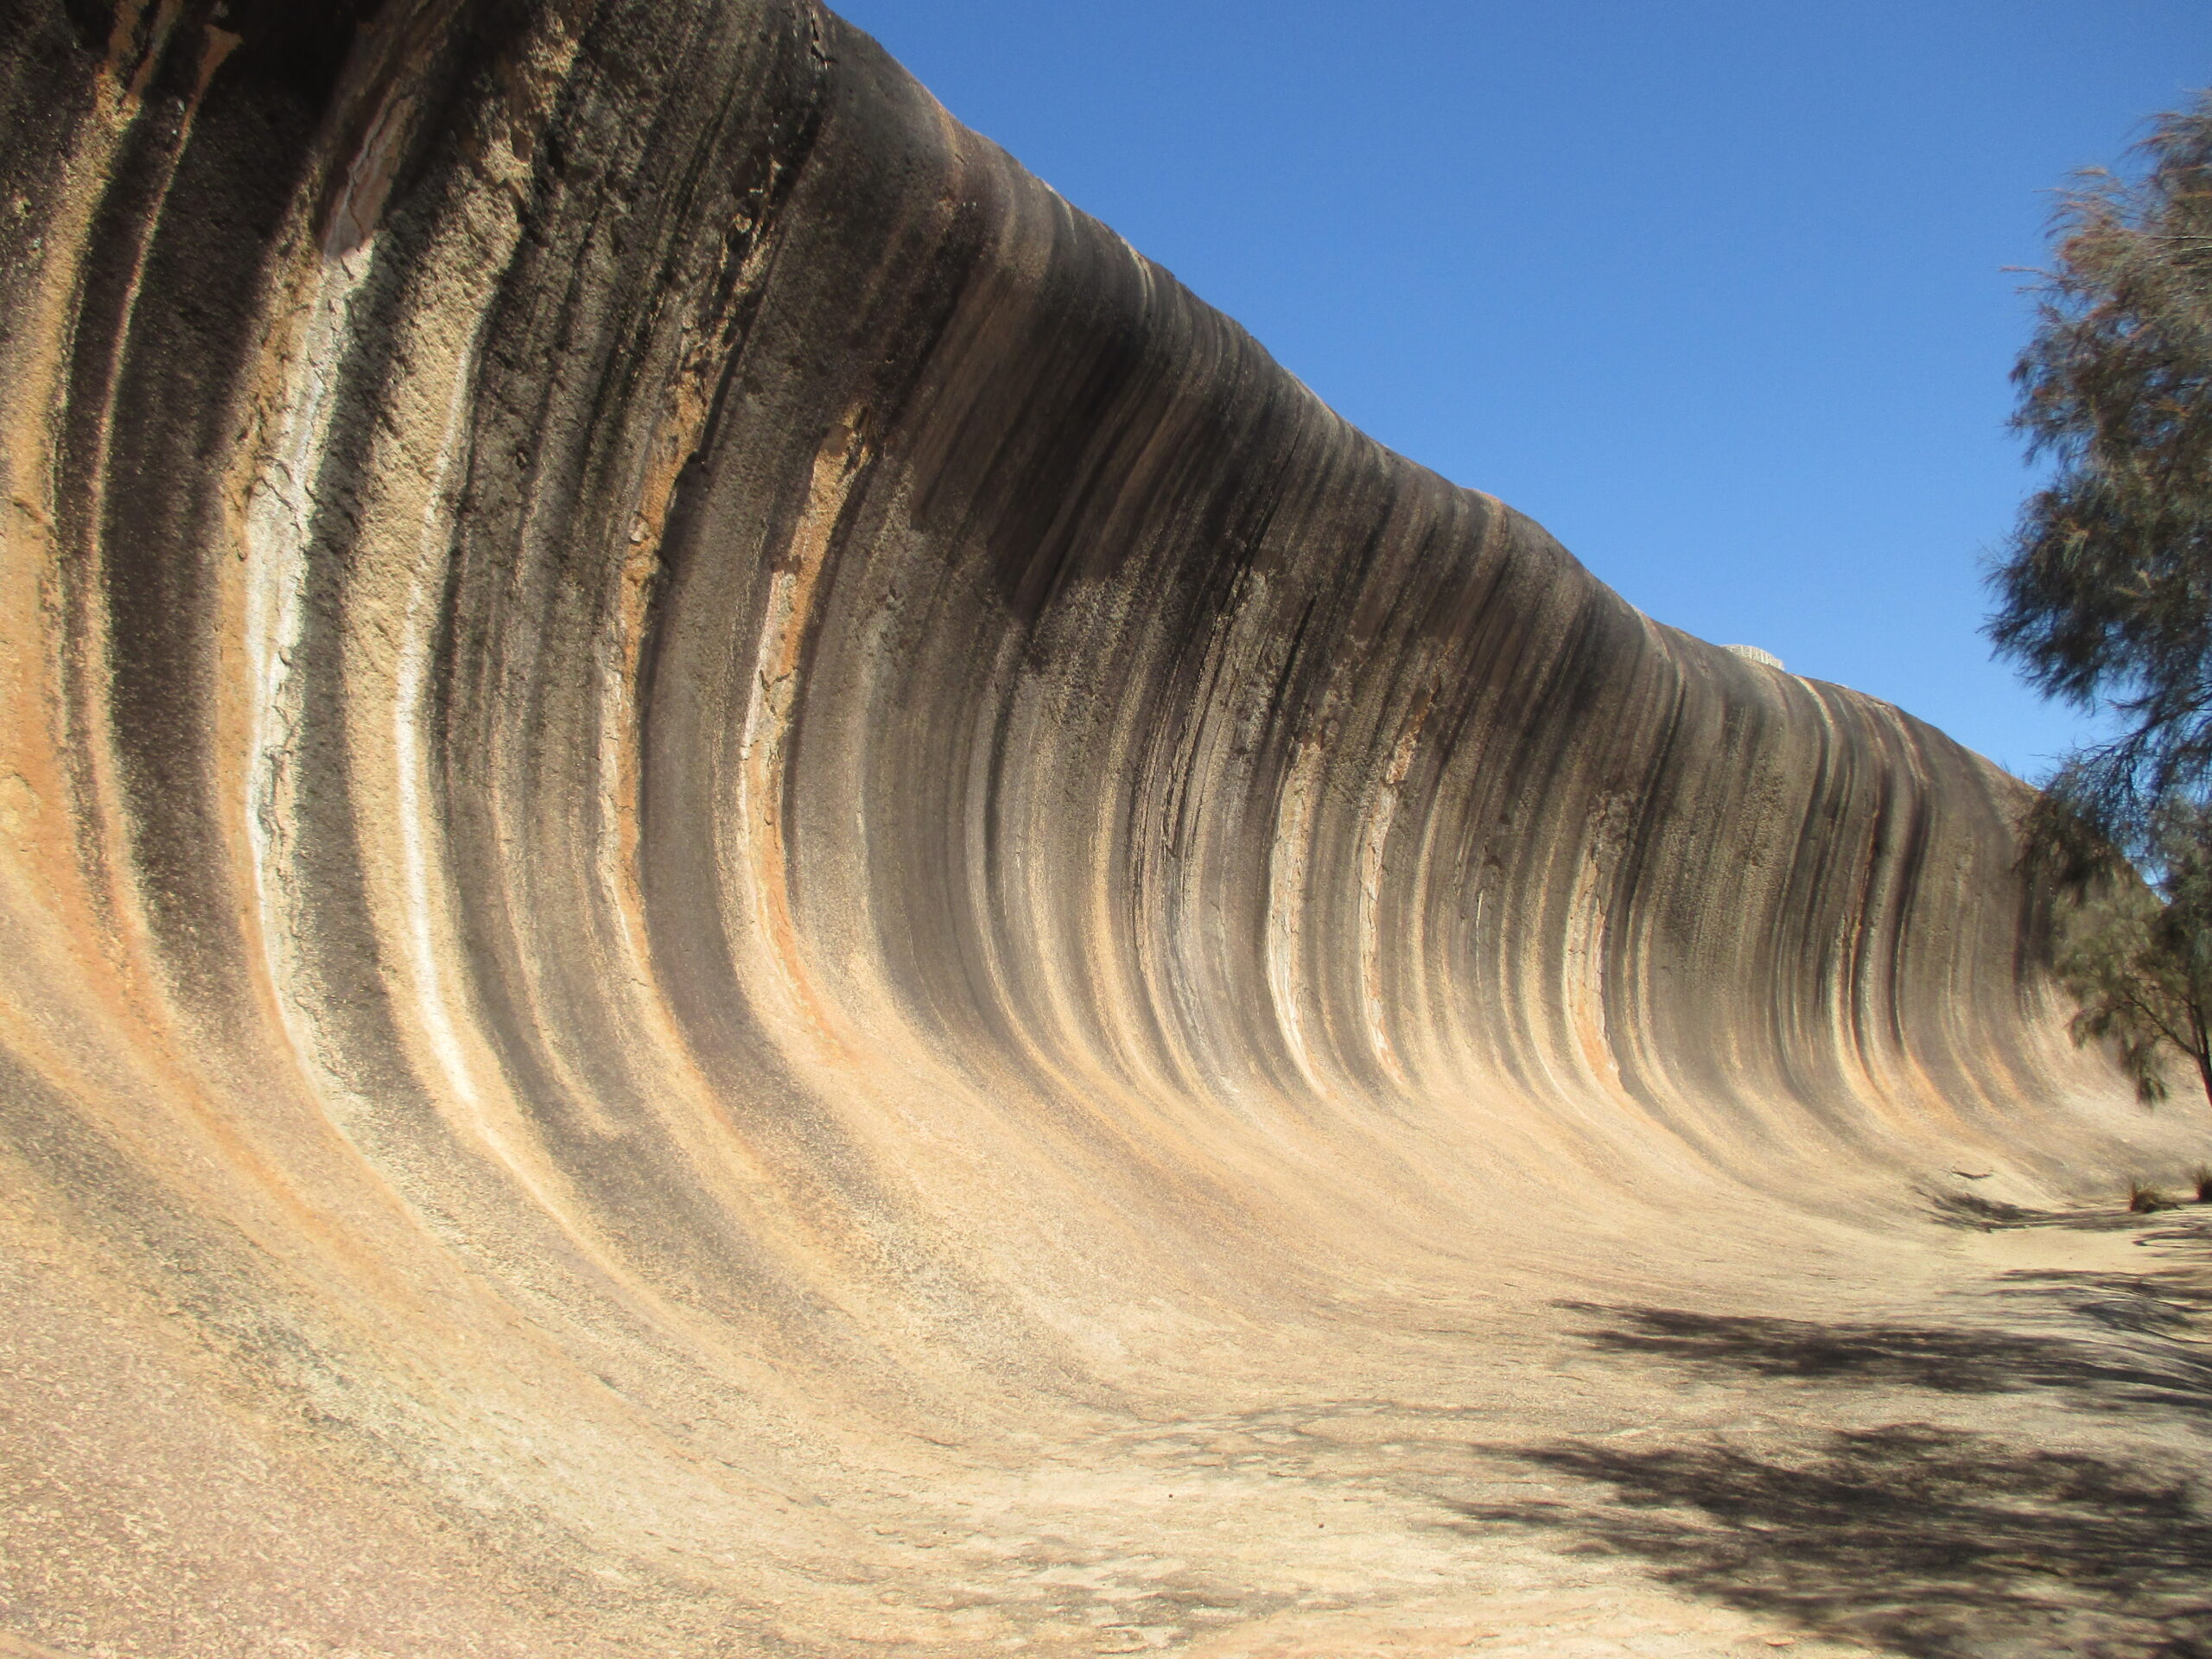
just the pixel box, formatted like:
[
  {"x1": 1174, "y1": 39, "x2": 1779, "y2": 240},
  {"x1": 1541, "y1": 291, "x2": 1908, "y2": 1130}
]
[
  {"x1": 2050, "y1": 798, "x2": 2212, "y2": 1109},
  {"x1": 1988, "y1": 92, "x2": 2212, "y2": 1109},
  {"x1": 1990, "y1": 92, "x2": 2212, "y2": 840}
]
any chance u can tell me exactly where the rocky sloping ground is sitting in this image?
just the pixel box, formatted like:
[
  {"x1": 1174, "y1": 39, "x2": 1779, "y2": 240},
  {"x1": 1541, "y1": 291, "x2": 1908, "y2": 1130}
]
[{"x1": 2, "y1": 3, "x2": 2206, "y2": 1653}]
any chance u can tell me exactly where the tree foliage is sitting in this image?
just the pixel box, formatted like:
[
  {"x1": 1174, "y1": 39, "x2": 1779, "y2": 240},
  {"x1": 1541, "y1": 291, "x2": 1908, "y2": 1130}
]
[
  {"x1": 1989, "y1": 92, "x2": 2212, "y2": 1109},
  {"x1": 1990, "y1": 92, "x2": 2212, "y2": 847},
  {"x1": 2049, "y1": 798, "x2": 2212, "y2": 1107}
]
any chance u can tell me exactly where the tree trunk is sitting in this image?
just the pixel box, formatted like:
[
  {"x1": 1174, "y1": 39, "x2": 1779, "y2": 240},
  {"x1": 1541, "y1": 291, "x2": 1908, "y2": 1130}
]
[{"x1": 2192, "y1": 1003, "x2": 2212, "y2": 1111}]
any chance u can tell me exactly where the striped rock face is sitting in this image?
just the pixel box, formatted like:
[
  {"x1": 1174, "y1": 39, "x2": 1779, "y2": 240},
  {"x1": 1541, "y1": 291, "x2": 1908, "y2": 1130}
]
[{"x1": 2, "y1": 5, "x2": 2202, "y2": 1656}]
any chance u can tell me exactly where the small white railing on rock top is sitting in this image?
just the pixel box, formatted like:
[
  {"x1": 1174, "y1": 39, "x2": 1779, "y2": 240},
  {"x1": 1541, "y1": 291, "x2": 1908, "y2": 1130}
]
[{"x1": 1721, "y1": 643, "x2": 1785, "y2": 671}]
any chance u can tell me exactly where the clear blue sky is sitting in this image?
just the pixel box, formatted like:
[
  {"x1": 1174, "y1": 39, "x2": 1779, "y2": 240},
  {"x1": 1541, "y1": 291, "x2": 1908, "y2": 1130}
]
[{"x1": 832, "y1": 1, "x2": 2212, "y2": 779}]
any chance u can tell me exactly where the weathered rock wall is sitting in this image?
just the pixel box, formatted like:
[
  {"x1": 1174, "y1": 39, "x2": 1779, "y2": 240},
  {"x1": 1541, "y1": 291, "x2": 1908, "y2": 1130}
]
[{"x1": 0, "y1": 2, "x2": 2183, "y2": 1651}]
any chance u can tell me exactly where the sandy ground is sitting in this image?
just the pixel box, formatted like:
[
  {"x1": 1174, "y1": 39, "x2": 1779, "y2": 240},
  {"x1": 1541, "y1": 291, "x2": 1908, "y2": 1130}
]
[
  {"x1": 11, "y1": 1177, "x2": 2211, "y2": 1658},
  {"x1": 813, "y1": 1195, "x2": 2212, "y2": 1659}
]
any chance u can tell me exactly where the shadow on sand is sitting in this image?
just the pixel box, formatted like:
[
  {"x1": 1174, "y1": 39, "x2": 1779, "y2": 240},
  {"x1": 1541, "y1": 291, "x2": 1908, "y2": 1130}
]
[
  {"x1": 1455, "y1": 1290, "x2": 2212, "y2": 1656},
  {"x1": 1556, "y1": 1294, "x2": 2212, "y2": 1414}
]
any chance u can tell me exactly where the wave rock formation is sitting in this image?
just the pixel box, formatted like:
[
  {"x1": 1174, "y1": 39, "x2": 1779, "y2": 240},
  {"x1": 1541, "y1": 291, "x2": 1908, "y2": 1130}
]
[{"x1": 1, "y1": 3, "x2": 2194, "y2": 1653}]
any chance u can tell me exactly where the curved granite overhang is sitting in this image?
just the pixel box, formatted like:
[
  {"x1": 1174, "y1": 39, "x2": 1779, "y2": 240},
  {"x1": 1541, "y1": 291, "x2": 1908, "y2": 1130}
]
[{"x1": 0, "y1": 2, "x2": 2195, "y2": 1652}]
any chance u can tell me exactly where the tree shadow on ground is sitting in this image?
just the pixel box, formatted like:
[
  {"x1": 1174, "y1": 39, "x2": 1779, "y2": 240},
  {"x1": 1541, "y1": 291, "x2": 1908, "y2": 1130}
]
[
  {"x1": 1452, "y1": 1297, "x2": 2212, "y2": 1655},
  {"x1": 1452, "y1": 1422, "x2": 2212, "y2": 1657},
  {"x1": 1922, "y1": 1192, "x2": 2212, "y2": 1238},
  {"x1": 1552, "y1": 1299, "x2": 2212, "y2": 1415},
  {"x1": 1923, "y1": 1189, "x2": 2066, "y2": 1231},
  {"x1": 1999, "y1": 1268, "x2": 2212, "y2": 1339}
]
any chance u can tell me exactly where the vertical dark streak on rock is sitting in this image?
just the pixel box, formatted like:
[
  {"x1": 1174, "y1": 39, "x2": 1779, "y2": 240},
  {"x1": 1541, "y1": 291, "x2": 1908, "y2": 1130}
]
[{"x1": 96, "y1": 35, "x2": 333, "y2": 1025}]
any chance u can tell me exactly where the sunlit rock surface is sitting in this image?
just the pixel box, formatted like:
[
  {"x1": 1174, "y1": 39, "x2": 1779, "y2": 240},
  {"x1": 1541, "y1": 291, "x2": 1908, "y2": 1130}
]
[{"x1": 3, "y1": 4, "x2": 2204, "y2": 1655}]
